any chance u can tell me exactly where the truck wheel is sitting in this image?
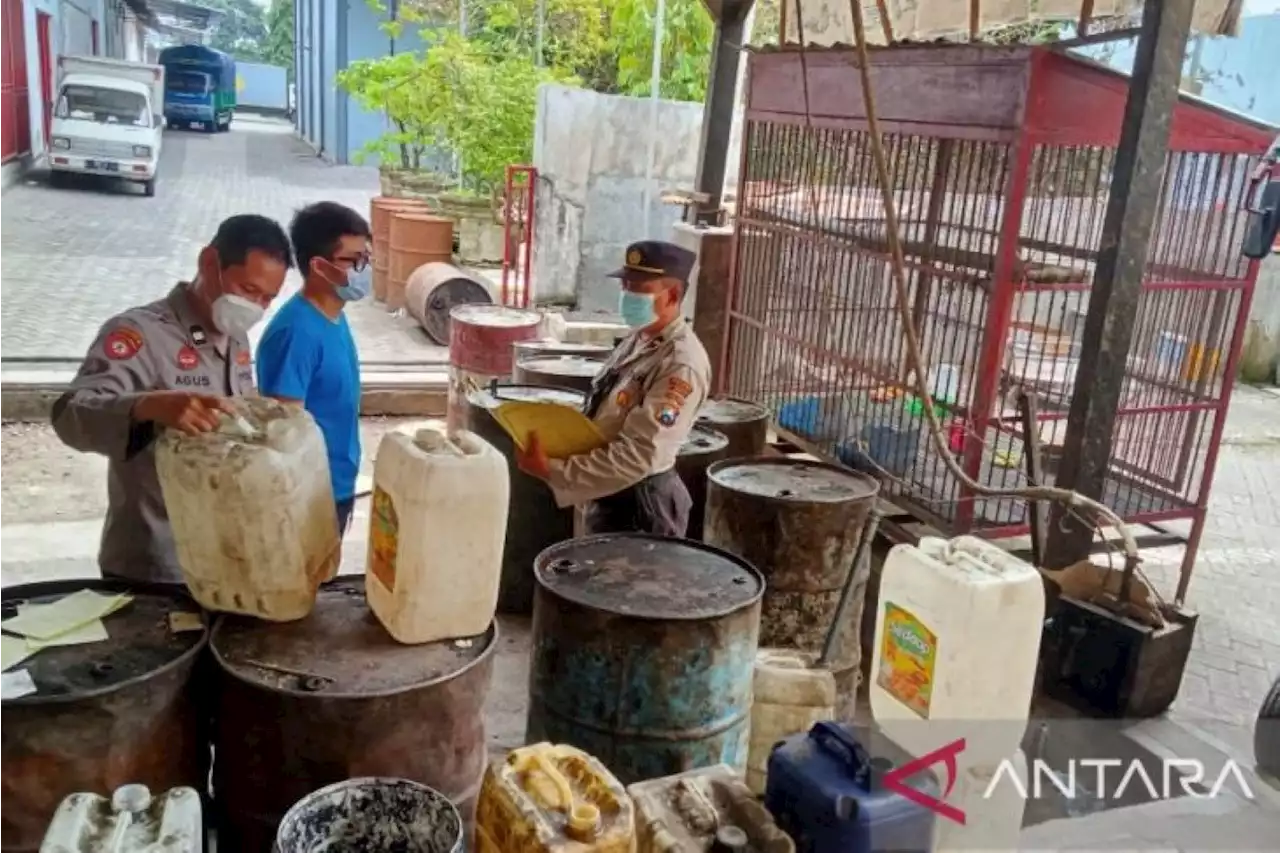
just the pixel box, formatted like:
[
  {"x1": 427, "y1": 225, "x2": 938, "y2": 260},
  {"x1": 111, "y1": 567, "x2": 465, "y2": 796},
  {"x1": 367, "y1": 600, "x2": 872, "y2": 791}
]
[
  {"x1": 217, "y1": 120, "x2": 230, "y2": 133},
  {"x1": 143, "y1": 178, "x2": 157, "y2": 198}
]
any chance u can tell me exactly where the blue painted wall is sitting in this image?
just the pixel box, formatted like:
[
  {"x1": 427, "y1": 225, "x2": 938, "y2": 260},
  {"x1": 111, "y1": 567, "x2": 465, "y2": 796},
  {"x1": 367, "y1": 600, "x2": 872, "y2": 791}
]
[
  {"x1": 344, "y1": 0, "x2": 388, "y2": 164},
  {"x1": 292, "y1": 0, "x2": 456, "y2": 166},
  {"x1": 1075, "y1": 13, "x2": 1280, "y2": 127}
]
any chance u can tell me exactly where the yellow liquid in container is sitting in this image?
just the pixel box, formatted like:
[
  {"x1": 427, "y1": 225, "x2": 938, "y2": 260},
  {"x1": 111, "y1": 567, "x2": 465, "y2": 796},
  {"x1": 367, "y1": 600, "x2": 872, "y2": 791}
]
[
  {"x1": 628, "y1": 765, "x2": 794, "y2": 853},
  {"x1": 475, "y1": 743, "x2": 634, "y2": 853}
]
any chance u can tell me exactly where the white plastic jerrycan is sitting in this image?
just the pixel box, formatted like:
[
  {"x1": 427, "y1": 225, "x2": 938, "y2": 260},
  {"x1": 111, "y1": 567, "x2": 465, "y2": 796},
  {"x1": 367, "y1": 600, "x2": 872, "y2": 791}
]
[
  {"x1": 366, "y1": 424, "x2": 510, "y2": 644},
  {"x1": 40, "y1": 784, "x2": 203, "y2": 853},
  {"x1": 156, "y1": 397, "x2": 339, "y2": 622},
  {"x1": 870, "y1": 536, "x2": 1045, "y2": 766}
]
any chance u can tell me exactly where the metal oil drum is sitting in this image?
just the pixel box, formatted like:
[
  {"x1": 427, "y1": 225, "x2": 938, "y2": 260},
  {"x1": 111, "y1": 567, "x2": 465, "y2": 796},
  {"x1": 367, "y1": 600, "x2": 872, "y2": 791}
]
[
  {"x1": 448, "y1": 305, "x2": 542, "y2": 432},
  {"x1": 389, "y1": 212, "x2": 454, "y2": 312},
  {"x1": 466, "y1": 383, "x2": 586, "y2": 614},
  {"x1": 512, "y1": 340, "x2": 613, "y2": 363},
  {"x1": 514, "y1": 355, "x2": 605, "y2": 395},
  {"x1": 370, "y1": 197, "x2": 429, "y2": 303},
  {"x1": 696, "y1": 398, "x2": 771, "y2": 460},
  {"x1": 704, "y1": 459, "x2": 879, "y2": 720},
  {"x1": 675, "y1": 425, "x2": 730, "y2": 541},
  {"x1": 1, "y1": 580, "x2": 209, "y2": 853},
  {"x1": 406, "y1": 262, "x2": 494, "y2": 346},
  {"x1": 211, "y1": 581, "x2": 495, "y2": 852},
  {"x1": 527, "y1": 534, "x2": 764, "y2": 784}
]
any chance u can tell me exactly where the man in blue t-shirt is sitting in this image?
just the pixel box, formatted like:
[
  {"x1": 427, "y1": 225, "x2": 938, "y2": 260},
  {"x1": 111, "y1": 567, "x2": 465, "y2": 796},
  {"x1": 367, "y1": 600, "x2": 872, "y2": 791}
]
[{"x1": 256, "y1": 202, "x2": 371, "y2": 535}]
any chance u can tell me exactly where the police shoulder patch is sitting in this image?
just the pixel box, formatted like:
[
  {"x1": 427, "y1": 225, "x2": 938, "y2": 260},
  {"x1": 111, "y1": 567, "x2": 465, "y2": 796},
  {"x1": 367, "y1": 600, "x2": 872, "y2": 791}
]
[
  {"x1": 666, "y1": 376, "x2": 694, "y2": 401},
  {"x1": 103, "y1": 327, "x2": 144, "y2": 361},
  {"x1": 236, "y1": 349, "x2": 252, "y2": 366}
]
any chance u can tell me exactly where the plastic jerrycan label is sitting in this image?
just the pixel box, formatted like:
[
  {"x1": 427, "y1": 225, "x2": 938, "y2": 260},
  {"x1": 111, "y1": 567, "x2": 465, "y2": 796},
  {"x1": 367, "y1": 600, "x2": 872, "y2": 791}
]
[
  {"x1": 871, "y1": 536, "x2": 1045, "y2": 766},
  {"x1": 476, "y1": 743, "x2": 634, "y2": 853}
]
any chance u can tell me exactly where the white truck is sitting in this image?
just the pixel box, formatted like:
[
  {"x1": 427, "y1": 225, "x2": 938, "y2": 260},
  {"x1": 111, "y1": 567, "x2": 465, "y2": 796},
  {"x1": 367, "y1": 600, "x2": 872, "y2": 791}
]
[{"x1": 46, "y1": 55, "x2": 165, "y2": 197}]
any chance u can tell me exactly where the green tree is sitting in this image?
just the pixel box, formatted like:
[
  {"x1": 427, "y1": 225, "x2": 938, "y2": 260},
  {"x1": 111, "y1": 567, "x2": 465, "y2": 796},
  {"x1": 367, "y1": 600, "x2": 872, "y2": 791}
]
[
  {"x1": 599, "y1": 0, "x2": 714, "y2": 101},
  {"x1": 204, "y1": 0, "x2": 269, "y2": 62},
  {"x1": 262, "y1": 0, "x2": 295, "y2": 74}
]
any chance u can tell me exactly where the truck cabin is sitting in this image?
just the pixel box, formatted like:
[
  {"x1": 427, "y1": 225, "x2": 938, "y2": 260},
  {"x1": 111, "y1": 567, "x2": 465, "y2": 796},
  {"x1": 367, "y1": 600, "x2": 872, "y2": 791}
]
[{"x1": 167, "y1": 69, "x2": 213, "y2": 97}]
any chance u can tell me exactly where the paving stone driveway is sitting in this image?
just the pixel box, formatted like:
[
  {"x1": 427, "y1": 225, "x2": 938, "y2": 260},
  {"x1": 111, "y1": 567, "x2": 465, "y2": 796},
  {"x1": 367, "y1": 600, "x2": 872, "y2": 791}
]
[{"x1": 0, "y1": 114, "x2": 436, "y2": 361}]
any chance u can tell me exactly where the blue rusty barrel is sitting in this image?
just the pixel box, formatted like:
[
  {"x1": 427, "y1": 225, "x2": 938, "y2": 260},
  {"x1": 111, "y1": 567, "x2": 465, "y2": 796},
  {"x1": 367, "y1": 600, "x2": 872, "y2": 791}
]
[{"x1": 526, "y1": 533, "x2": 764, "y2": 784}]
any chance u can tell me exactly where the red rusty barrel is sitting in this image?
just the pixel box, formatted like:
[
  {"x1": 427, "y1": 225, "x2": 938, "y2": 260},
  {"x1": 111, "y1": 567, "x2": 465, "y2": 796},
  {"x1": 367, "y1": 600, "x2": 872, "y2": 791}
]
[
  {"x1": 370, "y1": 197, "x2": 430, "y2": 303},
  {"x1": 211, "y1": 580, "x2": 496, "y2": 852},
  {"x1": 1, "y1": 579, "x2": 209, "y2": 853},
  {"x1": 406, "y1": 262, "x2": 493, "y2": 346},
  {"x1": 696, "y1": 398, "x2": 771, "y2": 460},
  {"x1": 389, "y1": 212, "x2": 454, "y2": 312},
  {"x1": 447, "y1": 305, "x2": 542, "y2": 432},
  {"x1": 704, "y1": 459, "x2": 880, "y2": 721}
]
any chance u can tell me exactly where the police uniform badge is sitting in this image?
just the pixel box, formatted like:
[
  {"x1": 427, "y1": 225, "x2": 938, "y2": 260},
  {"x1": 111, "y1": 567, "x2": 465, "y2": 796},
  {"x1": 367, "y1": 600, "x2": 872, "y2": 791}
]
[
  {"x1": 627, "y1": 249, "x2": 642, "y2": 266},
  {"x1": 657, "y1": 405, "x2": 679, "y2": 427}
]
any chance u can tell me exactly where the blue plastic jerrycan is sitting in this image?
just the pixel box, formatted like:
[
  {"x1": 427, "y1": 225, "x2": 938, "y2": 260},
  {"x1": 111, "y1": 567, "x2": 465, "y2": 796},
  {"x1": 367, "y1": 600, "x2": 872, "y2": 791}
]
[{"x1": 765, "y1": 722, "x2": 938, "y2": 853}]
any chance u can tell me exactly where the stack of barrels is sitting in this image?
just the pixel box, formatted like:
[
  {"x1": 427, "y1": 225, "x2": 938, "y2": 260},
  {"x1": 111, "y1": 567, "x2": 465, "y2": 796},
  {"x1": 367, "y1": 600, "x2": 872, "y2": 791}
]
[{"x1": 368, "y1": 196, "x2": 454, "y2": 312}]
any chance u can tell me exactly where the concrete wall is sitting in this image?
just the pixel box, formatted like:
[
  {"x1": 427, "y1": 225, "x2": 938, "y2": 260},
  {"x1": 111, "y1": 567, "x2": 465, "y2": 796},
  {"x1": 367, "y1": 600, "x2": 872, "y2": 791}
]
[
  {"x1": 236, "y1": 60, "x2": 288, "y2": 111},
  {"x1": 1241, "y1": 256, "x2": 1280, "y2": 384},
  {"x1": 531, "y1": 85, "x2": 706, "y2": 310}
]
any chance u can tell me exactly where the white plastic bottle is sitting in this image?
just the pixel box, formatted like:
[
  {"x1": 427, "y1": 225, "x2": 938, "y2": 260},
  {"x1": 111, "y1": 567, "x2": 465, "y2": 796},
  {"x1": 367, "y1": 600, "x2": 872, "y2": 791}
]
[
  {"x1": 870, "y1": 536, "x2": 1045, "y2": 766},
  {"x1": 366, "y1": 425, "x2": 509, "y2": 644},
  {"x1": 156, "y1": 398, "x2": 339, "y2": 622}
]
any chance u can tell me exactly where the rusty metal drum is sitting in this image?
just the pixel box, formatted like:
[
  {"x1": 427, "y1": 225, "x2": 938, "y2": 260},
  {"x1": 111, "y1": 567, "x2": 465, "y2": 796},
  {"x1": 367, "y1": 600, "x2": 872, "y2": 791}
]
[
  {"x1": 512, "y1": 340, "x2": 613, "y2": 362},
  {"x1": 704, "y1": 459, "x2": 879, "y2": 719},
  {"x1": 696, "y1": 398, "x2": 771, "y2": 460},
  {"x1": 389, "y1": 212, "x2": 453, "y2": 311},
  {"x1": 1, "y1": 579, "x2": 209, "y2": 853},
  {"x1": 513, "y1": 356, "x2": 605, "y2": 395},
  {"x1": 370, "y1": 197, "x2": 430, "y2": 303},
  {"x1": 405, "y1": 262, "x2": 493, "y2": 346},
  {"x1": 211, "y1": 581, "x2": 495, "y2": 852},
  {"x1": 675, "y1": 425, "x2": 731, "y2": 541},
  {"x1": 527, "y1": 534, "x2": 764, "y2": 784},
  {"x1": 465, "y1": 383, "x2": 586, "y2": 614},
  {"x1": 447, "y1": 305, "x2": 542, "y2": 432}
]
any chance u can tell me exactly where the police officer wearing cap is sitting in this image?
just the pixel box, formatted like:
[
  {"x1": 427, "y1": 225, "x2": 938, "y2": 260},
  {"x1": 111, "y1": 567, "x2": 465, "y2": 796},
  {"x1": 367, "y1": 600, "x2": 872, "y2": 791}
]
[
  {"x1": 52, "y1": 214, "x2": 293, "y2": 585},
  {"x1": 517, "y1": 240, "x2": 711, "y2": 536}
]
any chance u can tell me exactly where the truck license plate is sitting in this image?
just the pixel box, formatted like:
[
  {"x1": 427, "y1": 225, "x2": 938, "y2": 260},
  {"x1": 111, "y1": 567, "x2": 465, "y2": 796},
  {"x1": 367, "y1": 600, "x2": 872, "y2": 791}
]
[{"x1": 86, "y1": 160, "x2": 118, "y2": 172}]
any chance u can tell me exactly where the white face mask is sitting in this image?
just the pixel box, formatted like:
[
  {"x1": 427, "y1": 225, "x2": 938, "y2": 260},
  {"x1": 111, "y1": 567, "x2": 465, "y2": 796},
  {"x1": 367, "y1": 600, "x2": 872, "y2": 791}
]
[{"x1": 212, "y1": 294, "x2": 265, "y2": 341}]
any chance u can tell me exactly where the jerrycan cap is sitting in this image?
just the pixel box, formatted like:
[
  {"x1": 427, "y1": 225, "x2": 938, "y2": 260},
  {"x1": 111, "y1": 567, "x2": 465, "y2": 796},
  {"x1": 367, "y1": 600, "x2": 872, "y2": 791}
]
[
  {"x1": 711, "y1": 825, "x2": 749, "y2": 852},
  {"x1": 111, "y1": 784, "x2": 152, "y2": 814}
]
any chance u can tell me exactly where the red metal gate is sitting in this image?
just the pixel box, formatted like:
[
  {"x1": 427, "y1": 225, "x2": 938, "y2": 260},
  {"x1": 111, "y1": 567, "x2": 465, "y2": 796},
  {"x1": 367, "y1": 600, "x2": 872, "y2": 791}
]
[
  {"x1": 1, "y1": 0, "x2": 31, "y2": 163},
  {"x1": 501, "y1": 164, "x2": 537, "y2": 308},
  {"x1": 725, "y1": 45, "x2": 1273, "y2": 597}
]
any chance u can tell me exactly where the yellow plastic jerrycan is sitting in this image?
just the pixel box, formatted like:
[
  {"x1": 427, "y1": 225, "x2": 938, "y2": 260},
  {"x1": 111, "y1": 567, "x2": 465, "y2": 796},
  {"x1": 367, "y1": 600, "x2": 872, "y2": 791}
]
[{"x1": 475, "y1": 743, "x2": 634, "y2": 853}]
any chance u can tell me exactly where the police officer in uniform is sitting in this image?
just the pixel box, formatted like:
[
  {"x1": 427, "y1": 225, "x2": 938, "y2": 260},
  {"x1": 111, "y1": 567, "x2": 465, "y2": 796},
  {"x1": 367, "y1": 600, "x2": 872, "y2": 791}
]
[
  {"x1": 52, "y1": 214, "x2": 293, "y2": 585},
  {"x1": 517, "y1": 241, "x2": 711, "y2": 536}
]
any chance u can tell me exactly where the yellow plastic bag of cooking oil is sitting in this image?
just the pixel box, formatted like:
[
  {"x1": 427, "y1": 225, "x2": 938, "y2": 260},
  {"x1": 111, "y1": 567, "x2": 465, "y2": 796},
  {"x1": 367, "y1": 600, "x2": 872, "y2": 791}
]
[{"x1": 475, "y1": 743, "x2": 634, "y2": 853}]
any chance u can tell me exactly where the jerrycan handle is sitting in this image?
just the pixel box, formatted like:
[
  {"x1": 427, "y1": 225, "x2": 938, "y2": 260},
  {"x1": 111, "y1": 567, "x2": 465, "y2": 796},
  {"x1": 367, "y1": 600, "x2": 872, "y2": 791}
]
[{"x1": 809, "y1": 722, "x2": 870, "y2": 774}]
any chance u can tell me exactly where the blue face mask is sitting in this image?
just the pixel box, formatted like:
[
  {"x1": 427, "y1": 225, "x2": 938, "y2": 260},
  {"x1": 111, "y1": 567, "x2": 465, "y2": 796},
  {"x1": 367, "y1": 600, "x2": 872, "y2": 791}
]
[
  {"x1": 619, "y1": 291, "x2": 657, "y2": 328},
  {"x1": 335, "y1": 264, "x2": 372, "y2": 302}
]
